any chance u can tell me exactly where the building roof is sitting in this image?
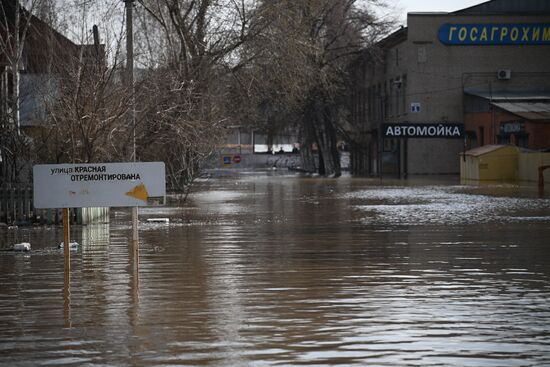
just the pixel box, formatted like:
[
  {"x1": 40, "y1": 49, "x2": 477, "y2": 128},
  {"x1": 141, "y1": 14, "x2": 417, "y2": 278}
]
[
  {"x1": 464, "y1": 89, "x2": 550, "y2": 101},
  {"x1": 491, "y1": 102, "x2": 550, "y2": 121},
  {"x1": 453, "y1": 0, "x2": 550, "y2": 15},
  {"x1": 464, "y1": 90, "x2": 550, "y2": 121},
  {"x1": 377, "y1": 26, "x2": 407, "y2": 49}
]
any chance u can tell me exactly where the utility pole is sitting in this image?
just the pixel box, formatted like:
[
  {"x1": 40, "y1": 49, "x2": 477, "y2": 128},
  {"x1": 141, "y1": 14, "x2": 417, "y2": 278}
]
[
  {"x1": 124, "y1": 0, "x2": 139, "y2": 256},
  {"x1": 14, "y1": 0, "x2": 21, "y2": 135},
  {"x1": 125, "y1": 0, "x2": 135, "y2": 160}
]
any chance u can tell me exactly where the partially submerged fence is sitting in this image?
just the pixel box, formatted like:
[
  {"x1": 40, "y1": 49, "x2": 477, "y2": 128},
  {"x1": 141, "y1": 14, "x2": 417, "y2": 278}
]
[{"x1": 0, "y1": 185, "x2": 108, "y2": 225}]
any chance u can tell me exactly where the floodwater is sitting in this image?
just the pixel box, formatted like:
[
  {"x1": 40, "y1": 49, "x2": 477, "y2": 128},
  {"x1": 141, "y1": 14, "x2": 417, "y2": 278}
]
[{"x1": 1, "y1": 172, "x2": 550, "y2": 366}]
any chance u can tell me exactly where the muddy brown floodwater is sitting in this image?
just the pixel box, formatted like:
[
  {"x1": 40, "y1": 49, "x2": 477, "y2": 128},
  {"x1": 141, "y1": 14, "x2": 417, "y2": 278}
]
[{"x1": 1, "y1": 172, "x2": 550, "y2": 366}]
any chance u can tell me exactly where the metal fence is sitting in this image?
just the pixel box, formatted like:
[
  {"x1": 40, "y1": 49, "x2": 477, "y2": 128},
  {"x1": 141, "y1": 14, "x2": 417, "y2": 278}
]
[
  {"x1": 0, "y1": 185, "x2": 108, "y2": 225},
  {"x1": 0, "y1": 185, "x2": 34, "y2": 225}
]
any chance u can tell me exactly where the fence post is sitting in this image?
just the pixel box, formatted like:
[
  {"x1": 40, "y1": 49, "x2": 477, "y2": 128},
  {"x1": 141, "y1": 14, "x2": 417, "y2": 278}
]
[{"x1": 0, "y1": 185, "x2": 37, "y2": 225}]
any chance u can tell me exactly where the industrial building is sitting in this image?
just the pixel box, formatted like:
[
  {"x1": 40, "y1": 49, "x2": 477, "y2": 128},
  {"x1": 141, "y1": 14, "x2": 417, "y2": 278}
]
[{"x1": 349, "y1": 0, "x2": 550, "y2": 177}]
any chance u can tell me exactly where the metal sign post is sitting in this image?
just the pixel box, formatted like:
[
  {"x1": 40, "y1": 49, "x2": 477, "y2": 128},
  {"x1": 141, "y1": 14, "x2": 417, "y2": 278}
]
[
  {"x1": 63, "y1": 208, "x2": 70, "y2": 273},
  {"x1": 132, "y1": 206, "x2": 139, "y2": 264},
  {"x1": 63, "y1": 207, "x2": 71, "y2": 326}
]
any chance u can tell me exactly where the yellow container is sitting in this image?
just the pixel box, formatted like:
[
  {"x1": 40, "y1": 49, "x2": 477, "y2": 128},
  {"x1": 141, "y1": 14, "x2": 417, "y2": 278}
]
[{"x1": 460, "y1": 145, "x2": 519, "y2": 181}]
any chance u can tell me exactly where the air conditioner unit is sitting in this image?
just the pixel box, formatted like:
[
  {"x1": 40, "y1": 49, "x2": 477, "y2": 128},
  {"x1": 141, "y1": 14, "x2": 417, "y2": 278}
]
[{"x1": 497, "y1": 69, "x2": 511, "y2": 80}]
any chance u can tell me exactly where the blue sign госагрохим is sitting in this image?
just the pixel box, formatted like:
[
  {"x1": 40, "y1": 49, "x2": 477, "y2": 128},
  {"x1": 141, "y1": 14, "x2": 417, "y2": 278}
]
[{"x1": 438, "y1": 23, "x2": 550, "y2": 45}]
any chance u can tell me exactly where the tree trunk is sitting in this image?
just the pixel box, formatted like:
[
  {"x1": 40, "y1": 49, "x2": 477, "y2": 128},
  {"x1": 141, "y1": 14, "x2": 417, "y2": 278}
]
[
  {"x1": 317, "y1": 118, "x2": 341, "y2": 177},
  {"x1": 309, "y1": 95, "x2": 341, "y2": 177},
  {"x1": 350, "y1": 141, "x2": 369, "y2": 176},
  {"x1": 300, "y1": 109, "x2": 318, "y2": 174},
  {"x1": 300, "y1": 143, "x2": 316, "y2": 173}
]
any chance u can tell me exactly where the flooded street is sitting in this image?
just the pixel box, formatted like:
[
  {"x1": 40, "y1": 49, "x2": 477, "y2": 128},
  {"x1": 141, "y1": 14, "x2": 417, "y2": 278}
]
[{"x1": 1, "y1": 172, "x2": 550, "y2": 366}]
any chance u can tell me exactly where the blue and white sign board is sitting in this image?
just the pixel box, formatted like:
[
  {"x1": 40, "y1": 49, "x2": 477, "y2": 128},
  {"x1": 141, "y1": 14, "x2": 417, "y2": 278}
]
[
  {"x1": 411, "y1": 103, "x2": 421, "y2": 113},
  {"x1": 33, "y1": 162, "x2": 166, "y2": 208},
  {"x1": 439, "y1": 23, "x2": 550, "y2": 45}
]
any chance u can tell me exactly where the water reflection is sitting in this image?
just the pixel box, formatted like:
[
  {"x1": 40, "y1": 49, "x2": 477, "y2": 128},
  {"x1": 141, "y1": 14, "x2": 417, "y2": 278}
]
[
  {"x1": 64, "y1": 266, "x2": 71, "y2": 328},
  {"x1": 1, "y1": 173, "x2": 550, "y2": 366}
]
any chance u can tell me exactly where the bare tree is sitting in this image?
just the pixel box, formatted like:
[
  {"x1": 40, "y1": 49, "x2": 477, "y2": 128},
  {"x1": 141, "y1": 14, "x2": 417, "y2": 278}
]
[
  {"x1": 2, "y1": 0, "x2": 394, "y2": 191},
  {"x1": 22, "y1": 1, "x2": 138, "y2": 166},
  {"x1": 232, "y1": 0, "x2": 394, "y2": 176},
  {"x1": 0, "y1": 0, "x2": 45, "y2": 183},
  {"x1": 1, "y1": 0, "x2": 136, "y2": 181},
  {"x1": 131, "y1": 0, "x2": 269, "y2": 193}
]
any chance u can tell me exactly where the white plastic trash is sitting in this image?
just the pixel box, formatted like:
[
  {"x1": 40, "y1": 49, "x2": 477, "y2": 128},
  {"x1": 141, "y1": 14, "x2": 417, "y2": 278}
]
[
  {"x1": 13, "y1": 243, "x2": 31, "y2": 252},
  {"x1": 58, "y1": 242, "x2": 79, "y2": 250},
  {"x1": 147, "y1": 218, "x2": 170, "y2": 224}
]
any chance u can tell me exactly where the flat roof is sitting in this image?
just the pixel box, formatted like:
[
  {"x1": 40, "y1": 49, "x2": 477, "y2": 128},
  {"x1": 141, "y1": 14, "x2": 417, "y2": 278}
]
[
  {"x1": 464, "y1": 90, "x2": 550, "y2": 101},
  {"x1": 492, "y1": 102, "x2": 550, "y2": 120},
  {"x1": 407, "y1": 12, "x2": 449, "y2": 15}
]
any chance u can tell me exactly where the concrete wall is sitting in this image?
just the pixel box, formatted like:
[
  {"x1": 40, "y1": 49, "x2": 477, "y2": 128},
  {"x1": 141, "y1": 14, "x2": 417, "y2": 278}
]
[{"x1": 407, "y1": 139, "x2": 463, "y2": 174}]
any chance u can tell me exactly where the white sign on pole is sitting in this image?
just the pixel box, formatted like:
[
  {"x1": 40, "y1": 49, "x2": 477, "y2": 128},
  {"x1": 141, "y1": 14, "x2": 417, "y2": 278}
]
[{"x1": 33, "y1": 162, "x2": 166, "y2": 208}]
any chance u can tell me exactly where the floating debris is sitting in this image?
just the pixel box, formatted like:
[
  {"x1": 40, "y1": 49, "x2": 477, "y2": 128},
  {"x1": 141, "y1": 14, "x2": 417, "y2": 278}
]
[
  {"x1": 146, "y1": 218, "x2": 170, "y2": 224},
  {"x1": 13, "y1": 243, "x2": 31, "y2": 252},
  {"x1": 58, "y1": 242, "x2": 79, "y2": 250}
]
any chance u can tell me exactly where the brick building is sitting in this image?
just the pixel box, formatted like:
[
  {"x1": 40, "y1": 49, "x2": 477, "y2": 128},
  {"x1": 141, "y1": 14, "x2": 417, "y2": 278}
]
[{"x1": 349, "y1": 0, "x2": 550, "y2": 177}]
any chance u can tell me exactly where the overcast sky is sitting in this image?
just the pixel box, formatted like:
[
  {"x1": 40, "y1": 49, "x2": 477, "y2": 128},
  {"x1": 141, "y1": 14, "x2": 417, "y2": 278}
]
[
  {"x1": 393, "y1": 0, "x2": 488, "y2": 22},
  {"x1": 398, "y1": 0, "x2": 487, "y2": 13}
]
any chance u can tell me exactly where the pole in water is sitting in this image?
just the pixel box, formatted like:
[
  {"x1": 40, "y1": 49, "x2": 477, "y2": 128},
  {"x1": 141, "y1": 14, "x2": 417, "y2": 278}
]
[
  {"x1": 63, "y1": 208, "x2": 70, "y2": 273},
  {"x1": 64, "y1": 258, "x2": 71, "y2": 328},
  {"x1": 63, "y1": 207, "x2": 71, "y2": 327},
  {"x1": 132, "y1": 206, "x2": 139, "y2": 262},
  {"x1": 125, "y1": 0, "x2": 139, "y2": 254}
]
